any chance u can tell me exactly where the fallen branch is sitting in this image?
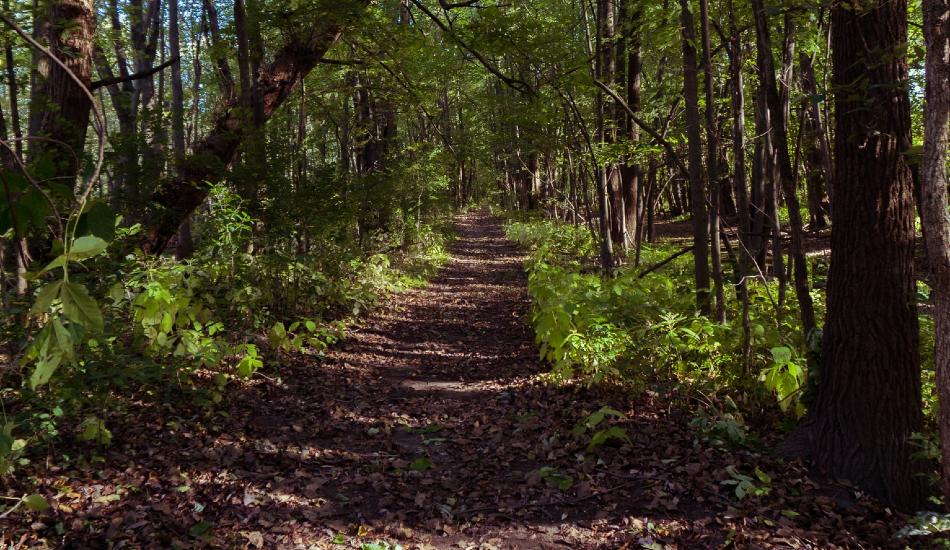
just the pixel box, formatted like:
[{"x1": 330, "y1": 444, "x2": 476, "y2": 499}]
[{"x1": 637, "y1": 245, "x2": 693, "y2": 279}]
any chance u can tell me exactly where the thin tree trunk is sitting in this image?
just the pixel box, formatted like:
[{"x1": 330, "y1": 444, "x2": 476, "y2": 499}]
[
  {"x1": 728, "y1": 0, "x2": 751, "y2": 368},
  {"x1": 752, "y1": 0, "x2": 816, "y2": 337},
  {"x1": 700, "y1": 0, "x2": 725, "y2": 323},
  {"x1": 679, "y1": 0, "x2": 710, "y2": 314},
  {"x1": 799, "y1": 52, "x2": 833, "y2": 227}
]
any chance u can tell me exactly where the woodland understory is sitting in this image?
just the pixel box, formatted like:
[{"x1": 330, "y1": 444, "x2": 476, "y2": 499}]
[{"x1": 2, "y1": 0, "x2": 950, "y2": 548}]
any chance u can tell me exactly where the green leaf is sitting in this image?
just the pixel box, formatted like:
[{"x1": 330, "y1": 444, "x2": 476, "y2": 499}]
[
  {"x1": 30, "y1": 281, "x2": 63, "y2": 317},
  {"x1": 68, "y1": 235, "x2": 108, "y2": 261},
  {"x1": 189, "y1": 521, "x2": 212, "y2": 537},
  {"x1": 75, "y1": 202, "x2": 116, "y2": 241},
  {"x1": 770, "y1": 346, "x2": 792, "y2": 365},
  {"x1": 38, "y1": 254, "x2": 68, "y2": 276},
  {"x1": 408, "y1": 457, "x2": 434, "y2": 471},
  {"x1": 78, "y1": 416, "x2": 112, "y2": 445},
  {"x1": 60, "y1": 282, "x2": 103, "y2": 332},
  {"x1": 23, "y1": 494, "x2": 50, "y2": 511}
]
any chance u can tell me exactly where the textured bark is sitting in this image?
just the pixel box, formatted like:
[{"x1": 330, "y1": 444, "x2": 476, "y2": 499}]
[
  {"x1": 27, "y1": 0, "x2": 95, "y2": 176},
  {"x1": 799, "y1": 0, "x2": 924, "y2": 510},
  {"x1": 141, "y1": 2, "x2": 369, "y2": 254},
  {"x1": 621, "y1": 3, "x2": 641, "y2": 253},
  {"x1": 679, "y1": 0, "x2": 710, "y2": 314},
  {"x1": 594, "y1": 0, "x2": 614, "y2": 274},
  {"x1": 3, "y1": 0, "x2": 21, "y2": 160},
  {"x1": 921, "y1": 0, "x2": 950, "y2": 502}
]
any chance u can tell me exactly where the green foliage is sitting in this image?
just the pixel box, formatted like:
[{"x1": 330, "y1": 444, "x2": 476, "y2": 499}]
[
  {"x1": 507, "y1": 218, "x2": 815, "y2": 417},
  {"x1": 531, "y1": 466, "x2": 574, "y2": 491},
  {"x1": 572, "y1": 406, "x2": 630, "y2": 451},
  {"x1": 721, "y1": 465, "x2": 772, "y2": 500}
]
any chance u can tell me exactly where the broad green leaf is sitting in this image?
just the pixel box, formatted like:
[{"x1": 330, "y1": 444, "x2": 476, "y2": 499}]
[
  {"x1": 60, "y1": 282, "x2": 103, "y2": 332},
  {"x1": 30, "y1": 281, "x2": 63, "y2": 316},
  {"x1": 770, "y1": 346, "x2": 792, "y2": 365},
  {"x1": 38, "y1": 254, "x2": 68, "y2": 276},
  {"x1": 23, "y1": 494, "x2": 50, "y2": 511},
  {"x1": 68, "y1": 235, "x2": 108, "y2": 261},
  {"x1": 30, "y1": 351, "x2": 63, "y2": 389},
  {"x1": 75, "y1": 202, "x2": 116, "y2": 241}
]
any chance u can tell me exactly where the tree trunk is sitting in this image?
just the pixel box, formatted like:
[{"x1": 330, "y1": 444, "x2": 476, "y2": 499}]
[
  {"x1": 727, "y1": 0, "x2": 751, "y2": 367},
  {"x1": 27, "y1": 0, "x2": 95, "y2": 175},
  {"x1": 921, "y1": 0, "x2": 950, "y2": 503},
  {"x1": 700, "y1": 0, "x2": 725, "y2": 323},
  {"x1": 141, "y1": 3, "x2": 369, "y2": 254},
  {"x1": 752, "y1": 0, "x2": 816, "y2": 337},
  {"x1": 799, "y1": 51, "x2": 834, "y2": 222},
  {"x1": 792, "y1": 0, "x2": 924, "y2": 510},
  {"x1": 679, "y1": 0, "x2": 710, "y2": 314}
]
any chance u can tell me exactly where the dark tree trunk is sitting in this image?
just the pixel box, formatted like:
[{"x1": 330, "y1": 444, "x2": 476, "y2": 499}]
[
  {"x1": 679, "y1": 0, "x2": 710, "y2": 314},
  {"x1": 752, "y1": 0, "x2": 815, "y2": 337},
  {"x1": 727, "y1": 0, "x2": 751, "y2": 367},
  {"x1": 799, "y1": 52, "x2": 833, "y2": 226},
  {"x1": 921, "y1": 0, "x2": 950, "y2": 503},
  {"x1": 27, "y1": 0, "x2": 95, "y2": 175},
  {"x1": 700, "y1": 0, "x2": 725, "y2": 323},
  {"x1": 792, "y1": 0, "x2": 924, "y2": 511}
]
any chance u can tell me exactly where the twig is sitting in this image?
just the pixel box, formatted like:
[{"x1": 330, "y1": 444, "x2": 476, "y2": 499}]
[{"x1": 0, "y1": 494, "x2": 25, "y2": 519}]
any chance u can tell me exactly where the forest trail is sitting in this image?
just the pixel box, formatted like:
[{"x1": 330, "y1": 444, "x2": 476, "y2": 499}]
[{"x1": 5, "y1": 213, "x2": 904, "y2": 549}]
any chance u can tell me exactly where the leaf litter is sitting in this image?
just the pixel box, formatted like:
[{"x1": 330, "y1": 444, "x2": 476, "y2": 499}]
[{"x1": 0, "y1": 213, "x2": 926, "y2": 548}]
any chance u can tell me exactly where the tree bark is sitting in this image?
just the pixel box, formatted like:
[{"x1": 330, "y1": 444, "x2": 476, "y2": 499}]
[
  {"x1": 727, "y1": 0, "x2": 751, "y2": 367},
  {"x1": 793, "y1": 0, "x2": 924, "y2": 510},
  {"x1": 799, "y1": 51, "x2": 833, "y2": 224},
  {"x1": 699, "y1": 0, "x2": 725, "y2": 323},
  {"x1": 921, "y1": 0, "x2": 950, "y2": 503},
  {"x1": 27, "y1": 0, "x2": 96, "y2": 176}
]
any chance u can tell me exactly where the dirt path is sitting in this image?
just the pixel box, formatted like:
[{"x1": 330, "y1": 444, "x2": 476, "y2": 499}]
[{"x1": 2, "y1": 212, "x2": 910, "y2": 549}]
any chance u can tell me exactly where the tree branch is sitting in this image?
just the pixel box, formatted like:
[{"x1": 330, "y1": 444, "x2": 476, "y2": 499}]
[{"x1": 90, "y1": 55, "x2": 179, "y2": 90}]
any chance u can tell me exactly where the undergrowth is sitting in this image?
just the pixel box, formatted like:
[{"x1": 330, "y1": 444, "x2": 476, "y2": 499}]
[
  {"x1": 0, "y1": 185, "x2": 452, "y2": 489},
  {"x1": 508, "y1": 216, "x2": 940, "y2": 458}
]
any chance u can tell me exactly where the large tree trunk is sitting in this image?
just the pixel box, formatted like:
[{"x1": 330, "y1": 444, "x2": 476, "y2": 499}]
[
  {"x1": 793, "y1": 0, "x2": 924, "y2": 510},
  {"x1": 27, "y1": 0, "x2": 95, "y2": 176},
  {"x1": 141, "y1": 3, "x2": 369, "y2": 254},
  {"x1": 679, "y1": 0, "x2": 710, "y2": 314},
  {"x1": 921, "y1": 0, "x2": 950, "y2": 502}
]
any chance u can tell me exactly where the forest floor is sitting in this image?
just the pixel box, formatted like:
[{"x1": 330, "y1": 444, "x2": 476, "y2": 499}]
[{"x1": 0, "y1": 212, "x2": 926, "y2": 549}]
